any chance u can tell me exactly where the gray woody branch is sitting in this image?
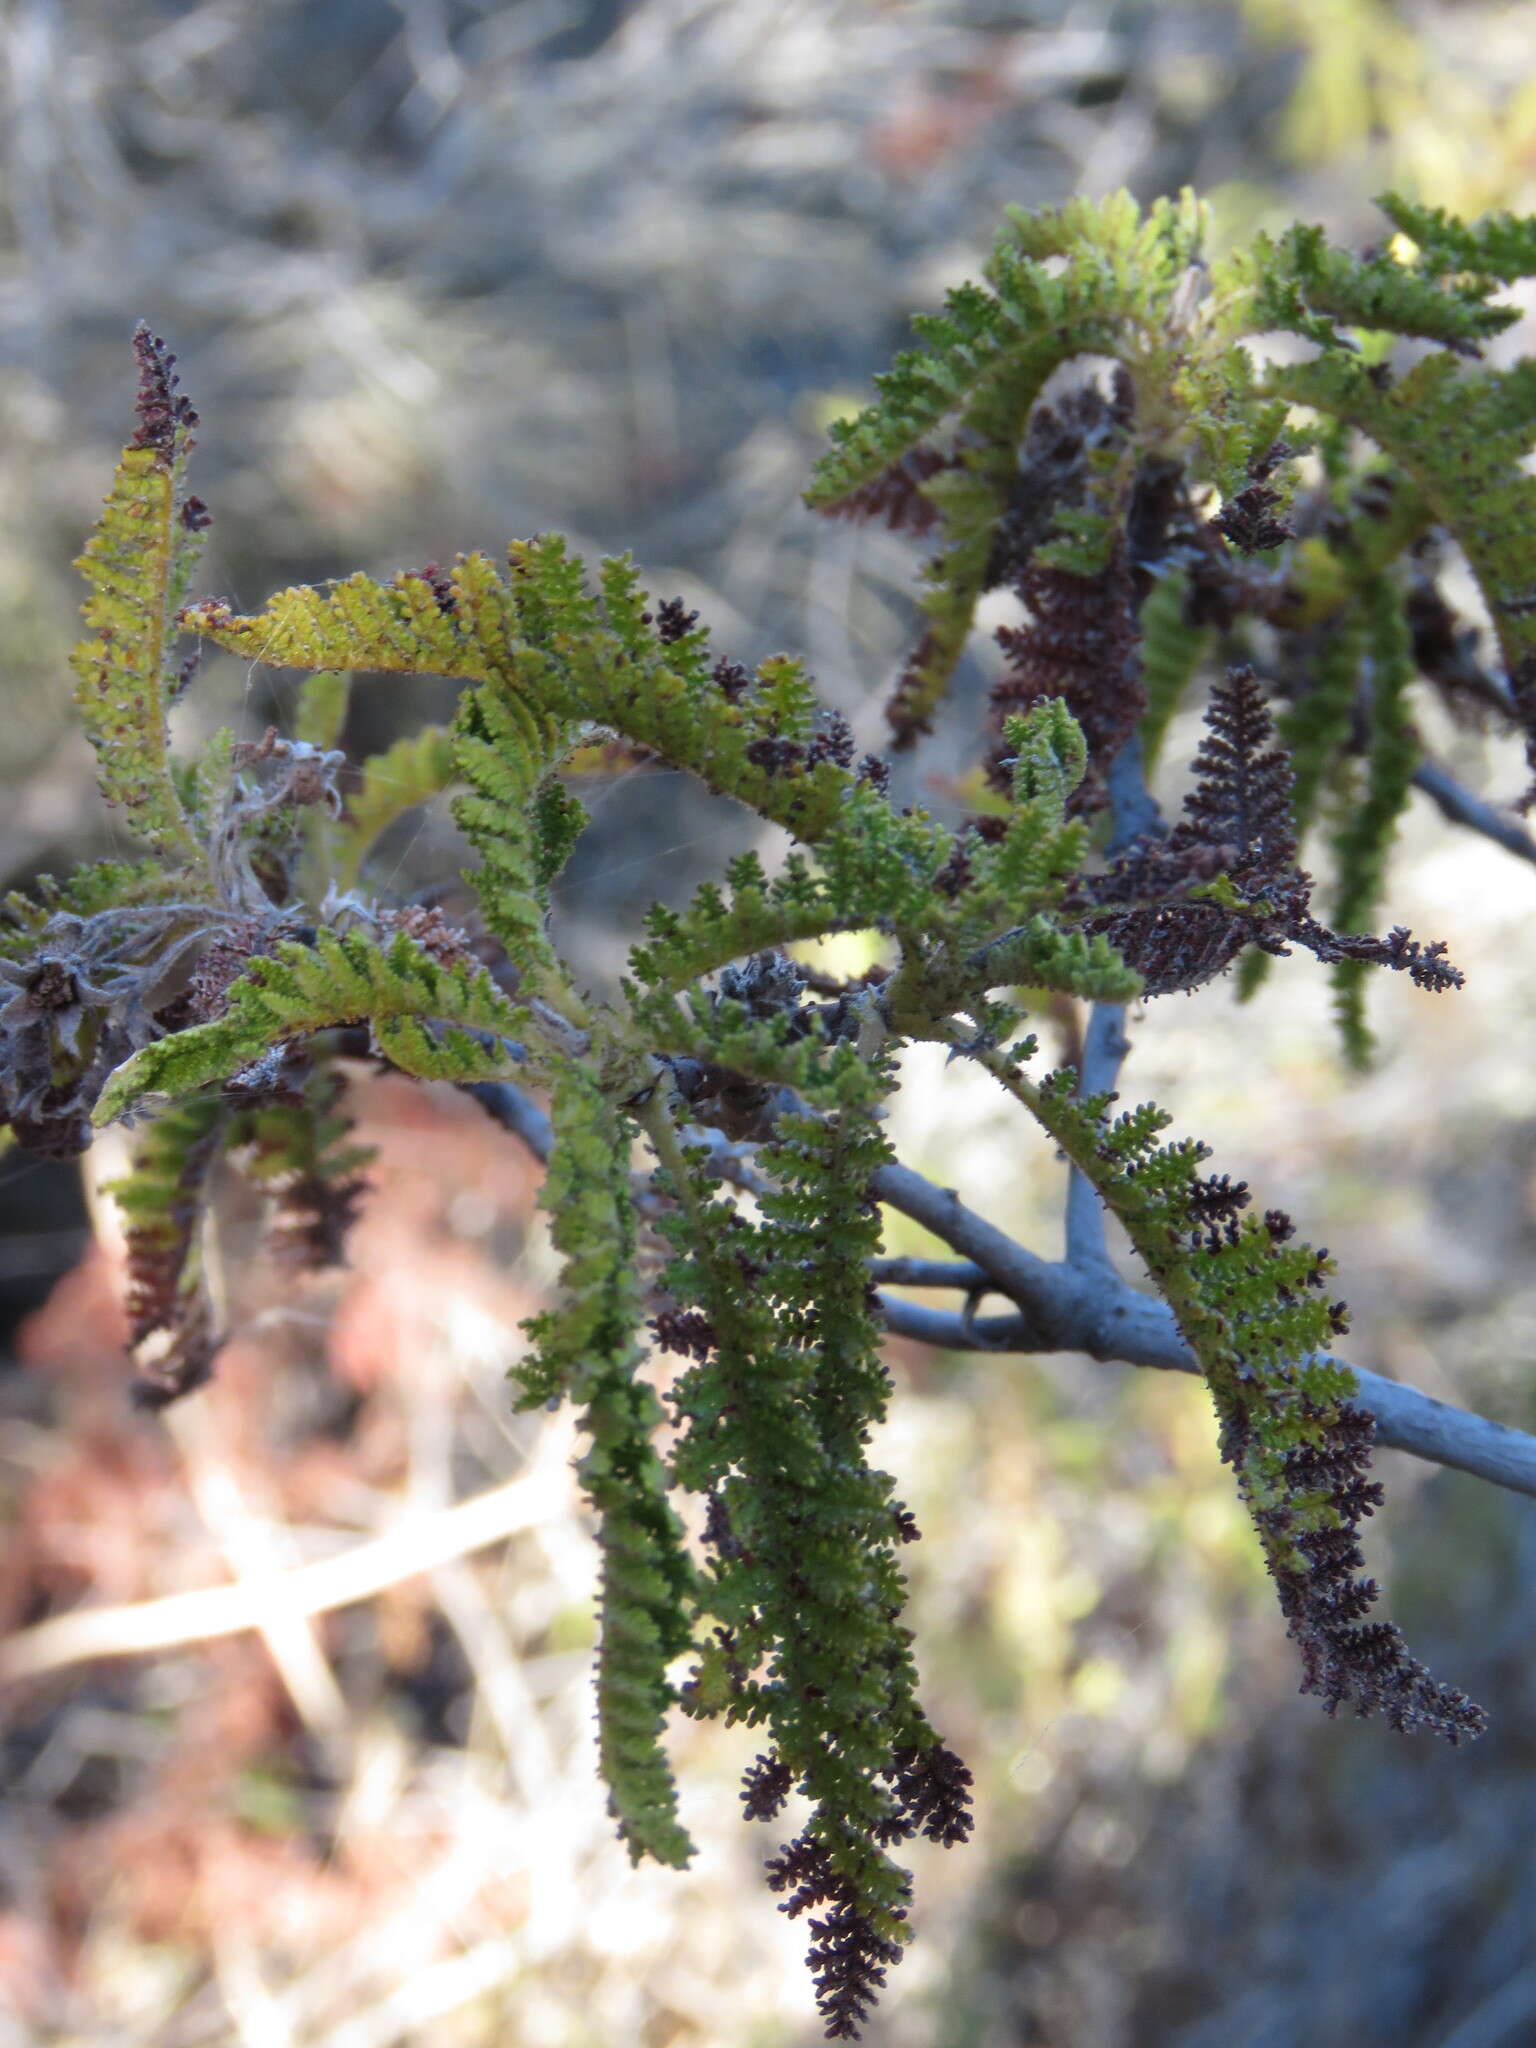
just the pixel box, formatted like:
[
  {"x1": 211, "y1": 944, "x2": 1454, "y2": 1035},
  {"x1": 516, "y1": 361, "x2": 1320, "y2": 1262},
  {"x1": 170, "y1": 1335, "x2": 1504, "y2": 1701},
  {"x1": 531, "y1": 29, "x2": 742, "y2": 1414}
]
[
  {"x1": 869, "y1": 1163, "x2": 1536, "y2": 1503},
  {"x1": 465, "y1": 1079, "x2": 1536, "y2": 1505}
]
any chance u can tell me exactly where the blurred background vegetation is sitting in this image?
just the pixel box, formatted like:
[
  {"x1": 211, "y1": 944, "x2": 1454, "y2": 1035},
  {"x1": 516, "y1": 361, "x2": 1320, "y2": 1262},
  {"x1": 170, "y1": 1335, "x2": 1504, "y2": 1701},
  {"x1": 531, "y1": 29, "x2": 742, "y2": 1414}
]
[{"x1": 4, "y1": 3, "x2": 1536, "y2": 2044}]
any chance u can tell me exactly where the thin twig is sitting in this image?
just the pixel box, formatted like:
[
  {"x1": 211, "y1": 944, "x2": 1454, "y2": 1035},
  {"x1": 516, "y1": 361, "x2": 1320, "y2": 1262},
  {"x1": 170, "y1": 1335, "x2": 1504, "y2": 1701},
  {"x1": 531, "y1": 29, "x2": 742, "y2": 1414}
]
[
  {"x1": 873, "y1": 1264, "x2": 1536, "y2": 1501},
  {"x1": 0, "y1": 1462, "x2": 571, "y2": 1685},
  {"x1": 1059, "y1": 726, "x2": 1157, "y2": 1267},
  {"x1": 1413, "y1": 758, "x2": 1536, "y2": 868},
  {"x1": 1104, "y1": 728, "x2": 1163, "y2": 856},
  {"x1": 463, "y1": 1078, "x2": 554, "y2": 1162},
  {"x1": 868, "y1": 1256, "x2": 991, "y2": 1290},
  {"x1": 1066, "y1": 1001, "x2": 1130, "y2": 1269},
  {"x1": 870, "y1": 1160, "x2": 1068, "y2": 1334}
]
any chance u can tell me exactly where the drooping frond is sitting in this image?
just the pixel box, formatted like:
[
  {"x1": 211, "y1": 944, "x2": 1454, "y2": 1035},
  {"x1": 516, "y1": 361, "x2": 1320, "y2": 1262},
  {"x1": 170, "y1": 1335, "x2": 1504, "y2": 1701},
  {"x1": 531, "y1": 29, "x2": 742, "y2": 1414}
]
[
  {"x1": 70, "y1": 329, "x2": 211, "y2": 874},
  {"x1": 519, "y1": 1062, "x2": 696, "y2": 1868},
  {"x1": 105, "y1": 1092, "x2": 227, "y2": 1406},
  {"x1": 993, "y1": 1048, "x2": 1485, "y2": 1743},
  {"x1": 94, "y1": 928, "x2": 524, "y2": 1122},
  {"x1": 809, "y1": 218, "x2": 1197, "y2": 745},
  {"x1": 1279, "y1": 607, "x2": 1368, "y2": 841},
  {"x1": 650, "y1": 1071, "x2": 971, "y2": 2038},
  {"x1": 451, "y1": 650, "x2": 580, "y2": 999},
  {"x1": 881, "y1": 460, "x2": 1012, "y2": 748}
]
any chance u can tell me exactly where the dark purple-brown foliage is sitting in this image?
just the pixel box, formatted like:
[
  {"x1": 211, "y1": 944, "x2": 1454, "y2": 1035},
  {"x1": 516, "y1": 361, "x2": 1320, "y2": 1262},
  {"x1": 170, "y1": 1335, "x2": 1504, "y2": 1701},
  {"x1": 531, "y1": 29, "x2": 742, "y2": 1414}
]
[
  {"x1": 817, "y1": 445, "x2": 955, "y2": 536},
  {"x1": 129, "y1": 323, "x2": 198, "y2": 456},
  {"x1": 262, "y1": 1166, "x2": 369, "y2": 1272},
  {"x1": 1074, "y1": 667, "x2": 1464, "y2": 996},
  {"x1": 711, "y1": 656, "x2": 752, "y2": 701},
  {"x1": 980, "y1": 376, "x2": 1148, "y2": 800},
  {"x1": 989, "y1": 537, "x2": 1143, "y2": 809},
  {"x1": 764, "y1": 1832, "x2": 910, "y2": 2040},
  {"x1": 408, "y1": 560, "x2": 458, "y2": 615},
  {"x1": 827, "y1": 376, "x2": 1144, "y2": 752},
  {"x1": 886, "y1": 1742, "x2": 975, "y2": 1846},
  {"x1": 1225, "y1": 1395, "x2": 1488, "y2": 1743},
  {"x1": 1209, "y1": 481, "x2": 1291, "y2": 554},
  {"x1": 120, "y1": 1115, "x2": 225, "y2": 1410},
  {"x1": 651, "y1": 596, "x2": 701, "y2": 645},
  {"x1": 744, "y1": 734, "x2": 806, "y2": 775},
  {"x1": 1208, "y1": 440, "x2": 1295, "y2": 555},
  {"x1": 740, "y1": 1753, "x2": 793, "y2": 1821},
  {"x1": 807, "y1": 712, "x2": 857, "y2": 770},
  {"x1": 649, "y1": 1305, "x2": 718, "y2": 1361},
  {"x1": 245, "y1": 1078, "x2": 371, "y2": 1277},
  {"x1": 986, "y1": 375, "x2": 1138, "y2": 593}
]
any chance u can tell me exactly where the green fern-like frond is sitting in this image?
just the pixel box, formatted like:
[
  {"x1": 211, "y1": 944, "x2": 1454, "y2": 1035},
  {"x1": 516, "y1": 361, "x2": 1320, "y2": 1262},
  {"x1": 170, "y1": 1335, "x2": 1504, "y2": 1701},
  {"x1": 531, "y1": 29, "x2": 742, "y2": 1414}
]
[
  {"x1": 1279, "y1": 605, "x2": 1369, "y2": 841},
  {"x1": 452, "y1": 660, "x2": 580, "y2": 999},
  {"x1": 70, "y1": 330, "x2": 210, "y2": 875},
  {"x1": 1377, "y1": 192, "x2": 1536, "y2": 285},
  {"x1": 971, "y1": 917, "x2": 1142, "y2": 1004},
  {"x1": 520, "y1": 1062, "x2": 696, "y2": 1868},
  {"x1": 1242, "y1": 220, "x2": 1521, "y2": 351},
  {"x1": 651, "y1": 1079, "x2": 971, "y2": 2032},
  {"x1": 807, "y1": 194, "x2": 1219, "y2": 743},
  {"x1": 1286, "y1": 475, "x2": 1436, "y2": 638},
  {"x1": 627, "y1": 782, "x2": 956, "y2": 998},
  {"x1": 628, "y1": 851, "x2": 849, "y2": 995},
  {"x1": 959, "y1": 702, "x2": 1089, "y2": 920},
  {"x1": 94, "y1": 929, "x2": 524, "y2": 1122},
  {"x1": 805, "y1": 191, "x2": 1207, "y2": 517},
  {"x1": 886, "y1": 462, "x2": 1013, "y2": 745},
  {"x1": 187, "y1": 540, "x2": 858, "y2": 847},
  {"x1": 803, "y1": 286, "x2": 1048, "y2": 515},
  {"x1": 181, "y1": 560, "x2": 501, "y2": 679},
  {"x1": 506, "y1": 541, "x2": 854, "y2": 842},
  {"x1": 906, "y1": 702, "x2": 1141, "y2": 1013}
]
